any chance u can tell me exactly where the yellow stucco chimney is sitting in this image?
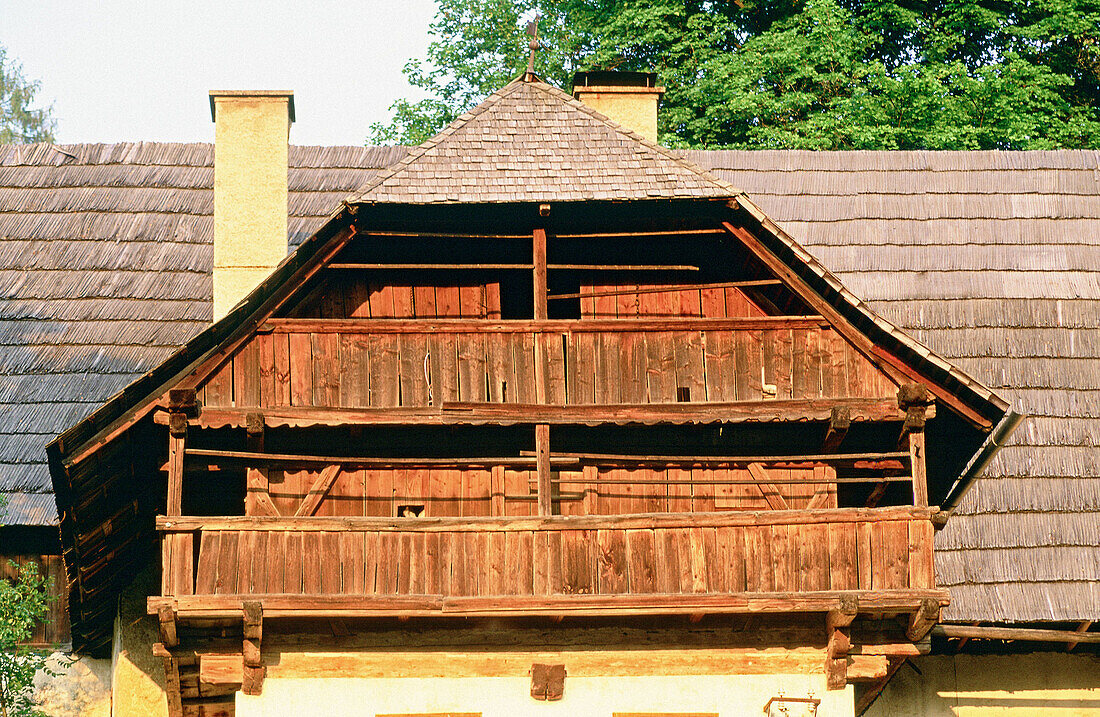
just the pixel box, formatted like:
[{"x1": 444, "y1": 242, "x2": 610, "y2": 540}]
[
  {"x1": 572, "y1": 71, "x2": 664, "y2": 142},
  {"x1": 209, "y1": 90, "x2": 295, "y2": 320}
]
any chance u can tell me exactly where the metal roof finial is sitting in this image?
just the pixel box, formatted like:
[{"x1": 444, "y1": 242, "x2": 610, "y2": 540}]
[{"x1": 525, "y1": 14, "x2": 541, "y2": 80}]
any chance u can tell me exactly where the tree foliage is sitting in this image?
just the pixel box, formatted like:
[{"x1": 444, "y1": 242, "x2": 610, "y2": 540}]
[
  {"x1": 0, "y1": 45, "x2": 56, "y2": 145},
  {"x1": 368, "y1": 0, "x2": 1100, "y2": 149},
  {"x1": 0, "y1": 561, "x2": 54, "y2": 717}
]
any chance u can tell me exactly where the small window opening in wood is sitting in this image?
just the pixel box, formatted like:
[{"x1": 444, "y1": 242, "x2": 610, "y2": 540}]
[
  {"x1": 397, "y1": 504, "x2": 425, "y2": 518},
  {"x1": 677, "y1": 386, "x2": 691, "y2": 402}
]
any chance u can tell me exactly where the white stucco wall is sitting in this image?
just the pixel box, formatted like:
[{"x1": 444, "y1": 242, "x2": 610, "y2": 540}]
[{"x1": 237, "y1": 674, "x2": 852, "y2": 717}]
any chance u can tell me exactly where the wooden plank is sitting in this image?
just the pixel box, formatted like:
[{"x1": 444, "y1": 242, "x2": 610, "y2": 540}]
[
  {"x1": 597, "y1": 528, "x2": 628, "y2": 594},
  {"x1": 618, "y1": 332, "x2": 647, "y2": 404},
  {"x1": 732, "y1": 329, "x2": 759, "y2": 401},
  {"x1": 457, "y1": 332, "x2": 487, "y2": 403},
  {"x1": 908, "y1": 519, "x2": 934, "y2": 589},
  {"x1": 674, "y1": 331, "x2": 707, "y2": 403},
  {"x1": 234, "y1": 340, "x2": 261, "y2": 407},
  {"x1": 535, "y1": 424, "x2": 552, "y2": 516},
  {"x1": 644, "y1": 332, "x2": 677, "y2": 402},
  {"x1": 398, "y1": 332, "x2": 430, "y2": 406},
  {"x1": 310, "y1": 332, "x2": 341, "y2": 407},
  {"x1": 543, "y1": 333, "x2": 567, "y2": 404},
  {"x1": 257, "y1": 333, "x2": 276, "y2": 407},
  {"x1": 569, "y1": 332, "x2": 597, "y2": 404},
  {"x1": 195, "y1": 531, "x2": 221, "y2": 594},
  {"x1": 370, "y1": 334, "x2": 400, "y2": 407},
  {"x1": 485, "y1": 333, "x2": 512, "y2": 403},
  {"x1": 286, "y1": 333, "x2": 313, "y2": 407},
  {"x1": 884, "y1": 520, "x2": 911, "y2": 590},
  {"x1": 491, "y1": 465, "x2": 506, "y2": 516},
  {"x1": 272, "y1": 333, "x2": 292, "y2": 407}
]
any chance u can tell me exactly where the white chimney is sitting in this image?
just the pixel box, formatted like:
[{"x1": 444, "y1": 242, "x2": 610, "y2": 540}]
[{"x1": 209, "y1": 90, "x2": 295, "y2": 320}]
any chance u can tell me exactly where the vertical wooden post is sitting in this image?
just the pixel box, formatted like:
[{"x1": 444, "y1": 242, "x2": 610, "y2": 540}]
[
  {"x1": 535, "y1": 423, "x2": 552, "y2": 515},
  {"x1": 245, "y1": 413, "x2": 267, "y2": 515},
  {"x1": 909, "y1": 430, "x2": 928, "y2": 507},
  {"x1": 167, "y1": 413, "x2": 187, "y2": 516},
  {"x1": 533, "y1": 228, "x2": 547, "y2": 320},
  {"x1": 898, "y1": 384, "x2": 931, "y2": 508}
]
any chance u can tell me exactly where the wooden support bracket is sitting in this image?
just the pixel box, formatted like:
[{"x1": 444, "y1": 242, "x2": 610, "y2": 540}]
[
  {"x1": 242, "y1": 601, "x2": 265, "y2": 696},
  {"x1": 157, "y1": 604, "x2": 178, "y2": 648},
  {"x1": 153, "y1": 642, "x2": 184, "y2": 717},
  {"x1": 530, "y1": 663, "x2": 566, "y2": 701},
  {"x1": 295, "y1": 464, "x2": 342, "y2": 517},
  {"x1": 906, "y1": 597, "x2": 940, "y2": 641},
  {"x1": 168, "y1": 388, "x2": 200, "y2": 417},
  {"x1": 825, "y1": 597, "x2": 858, "y2": 690},
  {"x1": 823, "y1": 406, "x2": 851, "y2": 453},
  {"x1": 747, "y1": 462, "x2": 789, "y2": 511}
]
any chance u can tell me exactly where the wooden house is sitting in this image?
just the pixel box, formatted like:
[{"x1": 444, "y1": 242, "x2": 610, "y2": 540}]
[{"x1": 0, "y1": 72, "x2": 1096, "y2": 716}]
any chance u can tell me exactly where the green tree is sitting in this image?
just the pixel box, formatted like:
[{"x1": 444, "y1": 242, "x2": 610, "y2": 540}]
[
  {"x1": 0, "y1": 45, "x2": 56, "y2": 144},
  {"x1": 369, "y1": 0, "x2": 1100, "y2": 149},
  {"x1": 0, "y1": 561, "x2": 55, "y2": 717}
]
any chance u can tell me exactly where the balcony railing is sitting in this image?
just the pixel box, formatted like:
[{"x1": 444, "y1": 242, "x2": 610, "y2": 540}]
[{"x1": 151, "y1": 507, "x2": 944, "y2": 620}]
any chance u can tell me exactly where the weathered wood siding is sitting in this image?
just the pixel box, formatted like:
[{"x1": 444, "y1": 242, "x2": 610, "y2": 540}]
[
  {"x1": 162, "y1": 511, "x2": 935, "y2": 598},
  {"x1": 200, "y1": 326, "x2": 896, "y2": 409},
  {"x1": 580, "y1": 284, "x2": 766, "y2": 318}
]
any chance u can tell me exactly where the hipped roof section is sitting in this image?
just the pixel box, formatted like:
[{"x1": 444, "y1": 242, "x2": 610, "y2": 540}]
[{"x1": 351, "y1": 76, "x2": 738, "y2": 204}]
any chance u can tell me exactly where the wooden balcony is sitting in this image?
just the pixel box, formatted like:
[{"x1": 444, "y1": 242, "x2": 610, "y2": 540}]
[{"x1": 150, "y1": 507, "x2": 944, "y2": 621}]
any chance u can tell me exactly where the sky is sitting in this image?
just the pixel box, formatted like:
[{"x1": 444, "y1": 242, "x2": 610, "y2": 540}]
[{"x1": 1, "y1": 0, "x2": 439, "y2": 146}]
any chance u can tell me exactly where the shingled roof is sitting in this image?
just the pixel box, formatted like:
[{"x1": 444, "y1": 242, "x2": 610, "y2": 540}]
[
  {"x1": 688, "y1": 149, "x2": 1100, "y2": 623},
  {"x1": 1, "y1": 139, "x2": 1096, "y2": 625},
  {"x1": 351, "y1": 76, "x2": 737, "y2": 204},
  {"x1": 0, "y1": 142, "x2": 405, "y2": 525}
]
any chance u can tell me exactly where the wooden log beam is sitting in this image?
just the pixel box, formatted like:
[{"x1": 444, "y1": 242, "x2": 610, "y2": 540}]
[
  {"x1": 1068, "y1": 621, "x2": 1093, "y2": 651},
  {"x1": 906, "y1": 597, "x2": 941, "y2": 641},
  {"x1": 933, "y1": 624, "x2": 1100, "y2": 644},
  {"x1": 156, "y1": 505, "x2": 937, "y2": 533},
  {"x1": 162, "y1": 398, "x2": 911, "y2": 430},
  {"x1": 242, "y1": 601, "x2": 264, "y2": 696},
  {"x1": 294, "y1": 464, "x2": 342, "y2": 517},
  {"x1": 152, "y1": 642, "x2": 184, "y2": 717},
  {"x1": 149, "y1": 588, "x2": 949, "y2": 620},
  {"x1": 823, "y1": 406, "x2": 851, "y2": 453},
  {"x1": 258, "y1": 316, "x2": 834, "y2": 334}
]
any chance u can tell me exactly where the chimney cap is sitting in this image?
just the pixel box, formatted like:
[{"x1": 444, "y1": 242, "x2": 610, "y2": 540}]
[
  {"x1": 209, "y1": 90, "x2": 295, "y2": 123},
  {"x1": 571, "y1": 71, "x2": 662, "y2": 93}
]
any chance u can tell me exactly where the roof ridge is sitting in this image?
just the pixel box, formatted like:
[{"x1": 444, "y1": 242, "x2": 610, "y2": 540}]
[{"x1": 522, "y1": 80, "x2": 741, "y2": 195}]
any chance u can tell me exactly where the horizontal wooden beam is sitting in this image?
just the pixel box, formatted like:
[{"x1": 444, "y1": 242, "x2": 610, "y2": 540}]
[
  {"x1": 159, "y1": 398, "x2": 911, "y2": 431},
  {"x1": 258, "y1": 316, "x2": 830, "y2": 334},
  {"x1": 549, "y1": 279, "x2": 782, "y2": 301},
  {"x1": 329, "y1": 263, "x2": 532, "y2": 270},
  {"x1": 156, "y1": 506, "x2": 936, "y2": 533},
  {"x1": 185, "y1": 448, "x2": 578, "y2": 468},
  {"x1": 150, "y1": 589, "x2": 948, "y2": 620},
  {"x1": 352, "y1": 229, "x2": 726, "y2": 240},
  {"x1": 933, "y1": 624, "x2": 1100, "y2": 644}
]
